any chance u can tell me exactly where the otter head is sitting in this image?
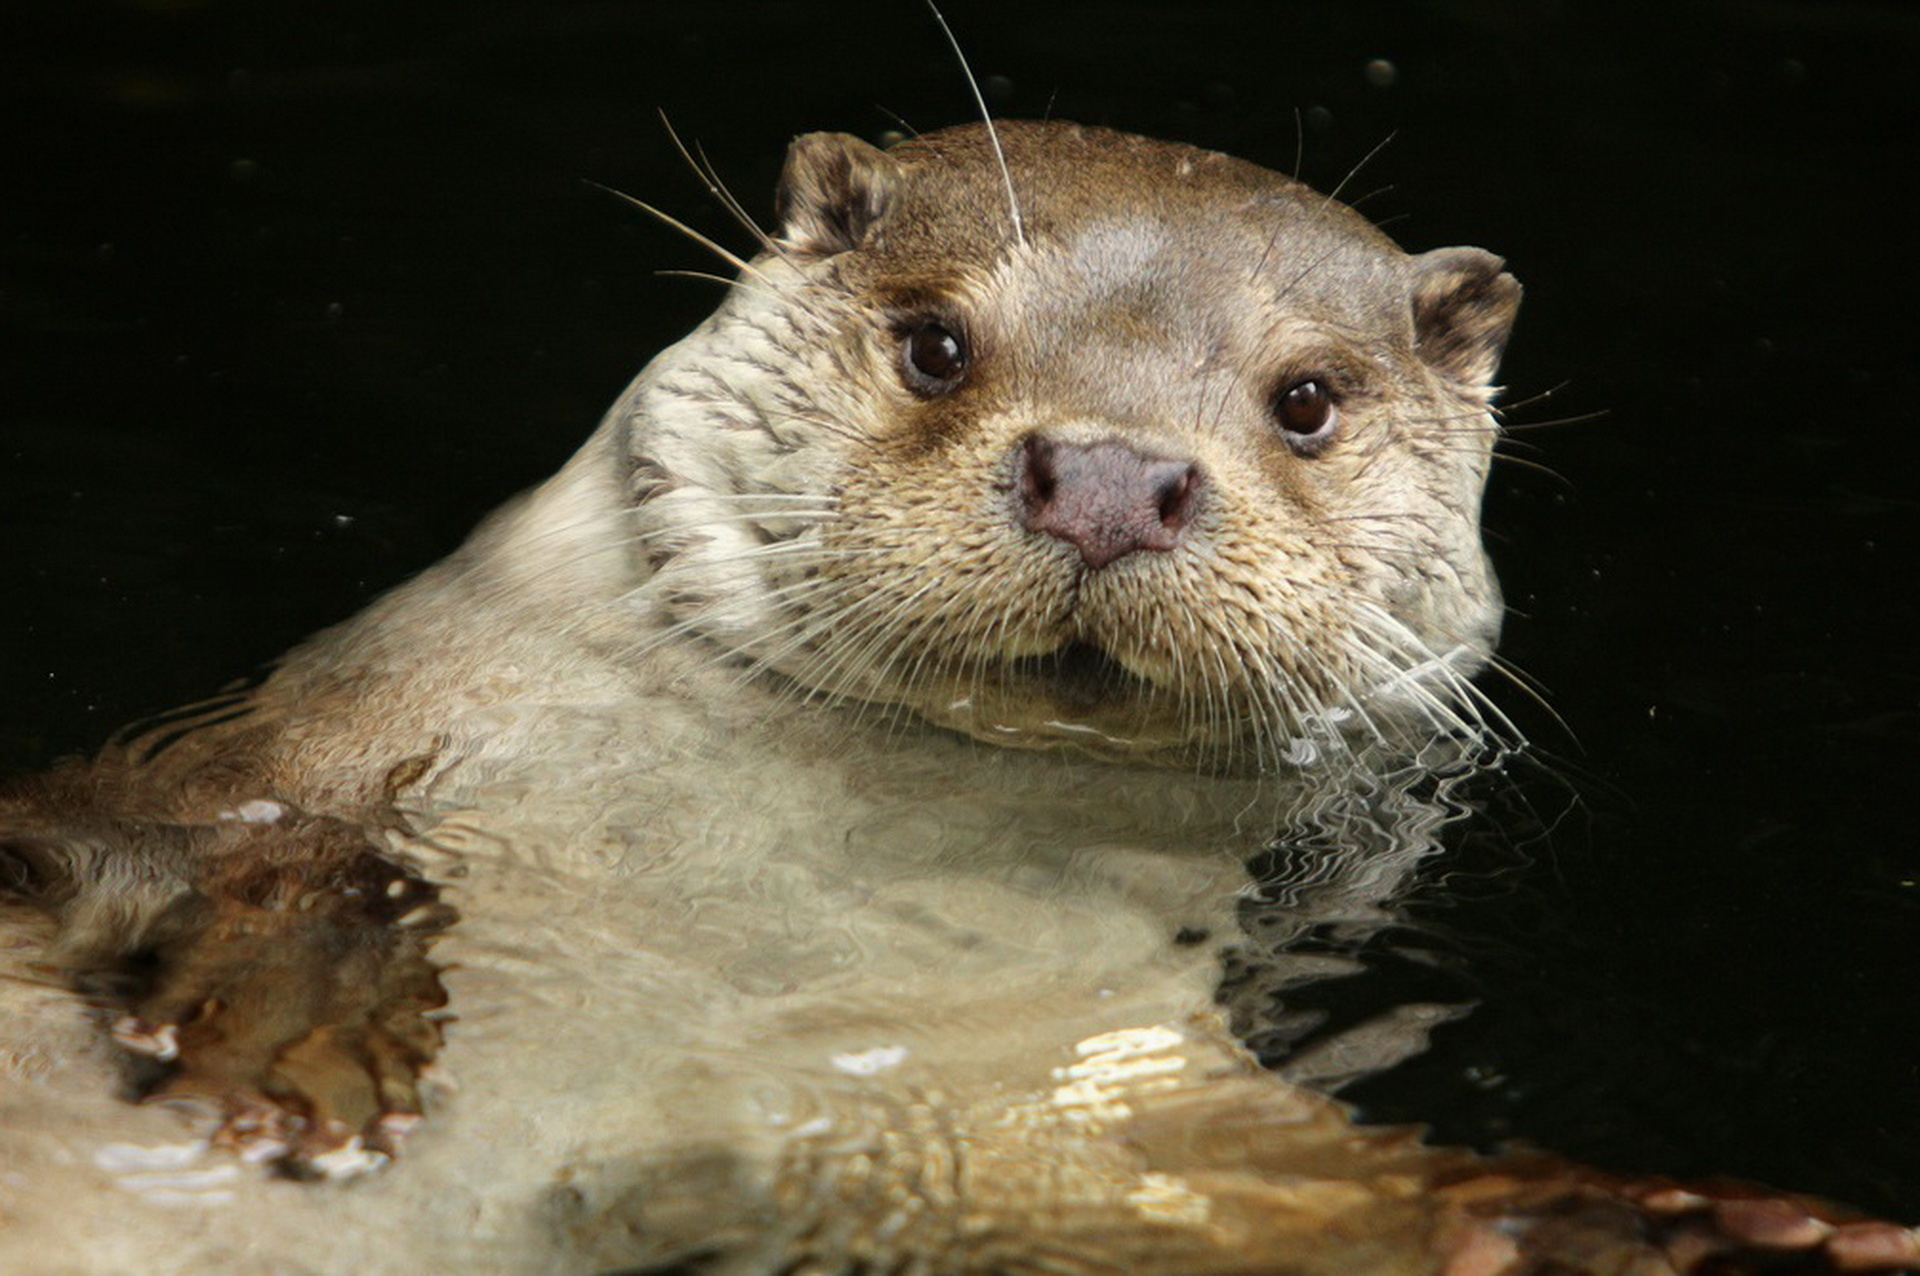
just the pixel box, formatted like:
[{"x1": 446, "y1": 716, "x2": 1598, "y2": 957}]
[{"x1": 623, "y1": 121, "x2": 1520, "y2": 771}]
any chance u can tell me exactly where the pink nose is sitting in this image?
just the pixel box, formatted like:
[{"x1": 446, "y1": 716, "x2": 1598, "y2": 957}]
[{"x1": 1016, "y1": 435, "x2": 1204, "y2": 570}]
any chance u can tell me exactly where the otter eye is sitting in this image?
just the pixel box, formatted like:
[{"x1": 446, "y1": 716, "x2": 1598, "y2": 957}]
[
  {"x1": 1273, "y1": 378, "x2": 1337, "y2": 453},
  {"x1": 902, "y1": 321, "x2": 968, "y2": 395}
]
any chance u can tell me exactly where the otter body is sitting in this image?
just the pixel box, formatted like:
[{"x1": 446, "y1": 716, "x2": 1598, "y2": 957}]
[{"x1": 4, "y1": 123, "x2": 1905, "y2": 1274}]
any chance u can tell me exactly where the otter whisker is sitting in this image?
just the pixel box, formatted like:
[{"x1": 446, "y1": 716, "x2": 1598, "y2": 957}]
[
  {"x1": 656, "y1": 268, "x2": 747, "y2": 290},
  {"x1": 1398, "y1": 411, "x2": 1503, "y2": 436},
  {"x1": 1491, "y1": 380, "x2": 1593, "y2": 419},
  {"x1": 924, "y1": 0, "x2": 1025, "y2": 248},
  {"x1": 730, "y1": 577, "x2": 898, "y2": 679},
  {"x1": 619, "y1": 506, "x2": 845, "y2": 539},
  {"x1": 860, "y1": 581, "x2": 1001, "y2": 707},
  {"x1": 1494, "y1": 408, "x2": 1606, "y2": 434},
  {"x1": 746, "y1": 402, "x2": 877, "y2": 449},
  {"x1": 612, "y1": 549, "x2": 865, "y2": 662},
  {"x1": 1342, "y1": 602, "x2": 1518, "y2": 746},
  {"x1": 656, "y1": 109, "x2": 787, "y2": 262},
  {"x1": 758, "y1": 572, "x2": 950, "y2": 707},
  {"x1": 1321, "y1": 130, "x2": 1399, "y2": 209},
  {"x1": 588, "y1": 182, "x2": 777, "y2": 289},
  {"x1": 621, "y1": 573, "x2": 894, "y2": 694},
  {"x1": 610, "y1": 513, "x2": 846, "y2": 555},
  {"x1": 1465, "y1": 649, "x2": 1568, "y2": 745},
  {"x1": 795, "y1": 596, "x2": 974, "y2": 738},
  {"x1": 1486, "y1": 452, "x2": 1573, "y2": 484}
]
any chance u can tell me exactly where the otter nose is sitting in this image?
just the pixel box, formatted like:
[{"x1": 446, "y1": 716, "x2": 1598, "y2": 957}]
[{"x1": 1016, "y1": 435, "x2": 1204, "y2": 570}]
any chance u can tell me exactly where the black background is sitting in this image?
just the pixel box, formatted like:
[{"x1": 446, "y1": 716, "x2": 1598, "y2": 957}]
[{"x1": 3, "y1": 0, "x2": 1916, "y2": 1220}]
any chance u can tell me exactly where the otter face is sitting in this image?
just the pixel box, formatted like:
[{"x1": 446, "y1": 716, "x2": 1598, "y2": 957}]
[{"x1": 626, "y1": 121, "x2": 1520, "y2": 771}]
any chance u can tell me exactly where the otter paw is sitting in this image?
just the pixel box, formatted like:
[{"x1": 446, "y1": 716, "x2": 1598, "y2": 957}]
[
  {"x1": 103, "y1": 834, "x2": 454, "y2": 1178},
  {"x1": 135, "y1": 1008, "x2": 443, "y2": 1177}
]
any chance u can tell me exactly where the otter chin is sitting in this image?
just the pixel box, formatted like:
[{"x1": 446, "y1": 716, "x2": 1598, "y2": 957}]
[
  {"x1": 893, "y1": 641, "x2": 1209, "y2": 761},
  {"x1": 4, "y1": 120, "x2": 1910, "y2": 1276}
]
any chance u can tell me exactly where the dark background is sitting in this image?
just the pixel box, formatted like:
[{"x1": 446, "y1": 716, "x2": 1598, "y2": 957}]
[{"x1": 3, "y1": 0, "x2": 1916, "y2": 1220}]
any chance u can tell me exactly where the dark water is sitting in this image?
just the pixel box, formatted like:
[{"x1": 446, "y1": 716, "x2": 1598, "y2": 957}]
[{"x1": 3, "y1": 0, "x2": 1916, "y2": 1221}]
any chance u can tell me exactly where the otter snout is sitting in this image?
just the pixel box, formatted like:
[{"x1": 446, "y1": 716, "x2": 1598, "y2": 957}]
[{"x1": 1016, "y1": 435, "x2": 1204, "y2": 570}]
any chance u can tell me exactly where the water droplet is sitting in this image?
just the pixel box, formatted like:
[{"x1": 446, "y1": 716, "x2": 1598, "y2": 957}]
[{"x1": 1364, "y1": 58, "x2": 1398, "y2": 89}]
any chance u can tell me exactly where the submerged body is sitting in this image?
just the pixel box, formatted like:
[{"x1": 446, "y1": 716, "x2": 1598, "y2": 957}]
[{"x1": 2, "y1": 122, "x2": 1908, "y2": 1273}]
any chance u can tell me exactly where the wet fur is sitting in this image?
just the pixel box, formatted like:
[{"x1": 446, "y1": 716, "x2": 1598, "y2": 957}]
[{"x1": 3, "y1": 122, "x2": 1911, "y2": 1274}]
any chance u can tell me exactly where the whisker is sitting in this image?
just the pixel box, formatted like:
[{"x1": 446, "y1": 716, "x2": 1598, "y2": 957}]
[
  {"x1": 655, "y1": 269, "x2": 741, "y2": 289},
  {"x1": 655, "y1": 109, "x2": 785, "y2": 261},
  {"x1": 925, "y1": 0, "x2": 1026, "y2": 247},
  {"x1": 1488, "y1": 453, "x2": 1573, "y2": 485},
  {"x1": 587, "y1": 181, "x2": 776, "y2": 288},
  {"x1": 1323, "y1": 130, "x2": 1398, "y2": 207}
]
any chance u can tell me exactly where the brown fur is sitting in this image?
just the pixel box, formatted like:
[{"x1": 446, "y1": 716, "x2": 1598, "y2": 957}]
[{"x1": 1, "y1": 121, "x2": 1910, "y2": 1273}]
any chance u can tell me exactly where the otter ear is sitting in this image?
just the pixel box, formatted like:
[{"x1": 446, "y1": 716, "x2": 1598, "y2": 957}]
[
  {"x1": 774, "y1": 132, "x2": 902, "y2": 257},
  {"x1": 1409, "y1": 247, "x2": 1522, "y2": 387}
]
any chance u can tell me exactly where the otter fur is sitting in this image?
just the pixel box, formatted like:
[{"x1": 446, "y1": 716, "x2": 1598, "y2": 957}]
[{"x1": 2, "y1": 122, "x2": 1911, "y2": 1274}]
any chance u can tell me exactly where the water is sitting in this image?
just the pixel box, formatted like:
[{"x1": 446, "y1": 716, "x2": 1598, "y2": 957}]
[{"x1": 2, "y1": 0, "x2": 1916, "y2": 1231}]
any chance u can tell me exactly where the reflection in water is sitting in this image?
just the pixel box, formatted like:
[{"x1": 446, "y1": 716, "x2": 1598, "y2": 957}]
[
  {"x1": 0, "y1": 678, "x2": 1564, "y2": 1273},
  {"x1": 1227, "y1": 741, "x2": 1537, "y2": 1089}
]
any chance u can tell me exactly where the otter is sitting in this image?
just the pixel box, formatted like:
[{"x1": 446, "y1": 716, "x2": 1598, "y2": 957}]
[{"x1": 2, "y1": 121, "x2": 1912, "y2": 1273}]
